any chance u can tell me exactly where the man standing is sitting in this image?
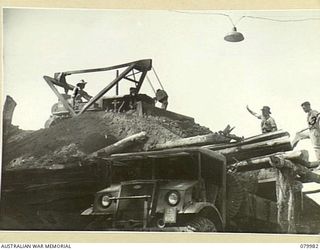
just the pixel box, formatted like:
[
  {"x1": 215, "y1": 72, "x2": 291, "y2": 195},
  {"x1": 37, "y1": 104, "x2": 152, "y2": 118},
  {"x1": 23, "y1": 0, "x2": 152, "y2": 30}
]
[
  {"x1": 246, "y1": 105, "x2": 278, "y2": 134},
  {"x1": 294, "y1": 101, "x2": 320, "y2": 160}
]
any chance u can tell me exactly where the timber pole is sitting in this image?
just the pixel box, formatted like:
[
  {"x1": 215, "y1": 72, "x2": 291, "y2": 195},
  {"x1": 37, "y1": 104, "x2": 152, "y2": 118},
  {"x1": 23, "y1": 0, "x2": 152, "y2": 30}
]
[
  {"x1": 87, "y1": 132, "x2": 147, "y2": 158},
  {"x1": 269, "y1": 156, "x2": 305, "y2": 233}
]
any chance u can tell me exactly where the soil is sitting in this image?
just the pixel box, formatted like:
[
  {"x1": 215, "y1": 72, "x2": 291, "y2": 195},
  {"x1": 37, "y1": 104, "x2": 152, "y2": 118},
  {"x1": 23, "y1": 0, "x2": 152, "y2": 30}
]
[{"x1": 3, "y1": 111, "x2": 212, "y2": 170}]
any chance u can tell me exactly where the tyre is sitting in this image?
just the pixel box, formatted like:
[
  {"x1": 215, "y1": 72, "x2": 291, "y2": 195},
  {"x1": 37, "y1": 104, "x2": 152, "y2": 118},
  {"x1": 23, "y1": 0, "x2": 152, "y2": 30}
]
[
  {"x1": 226, "y1": 173, "x2": 245, "y2": 218},
  {"x1": 84, "y1": 216, "x2": 112, "y2": 231},
  {"x1": 185, "y1": 216, "x2": 217, "y2": 232}
]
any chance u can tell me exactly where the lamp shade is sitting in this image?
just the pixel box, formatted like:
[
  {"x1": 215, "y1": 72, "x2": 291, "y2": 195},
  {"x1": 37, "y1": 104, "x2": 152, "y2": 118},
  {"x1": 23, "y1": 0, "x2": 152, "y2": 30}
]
[{"x1": 224, "y1": 27, "x2": 244, "y2": 42}]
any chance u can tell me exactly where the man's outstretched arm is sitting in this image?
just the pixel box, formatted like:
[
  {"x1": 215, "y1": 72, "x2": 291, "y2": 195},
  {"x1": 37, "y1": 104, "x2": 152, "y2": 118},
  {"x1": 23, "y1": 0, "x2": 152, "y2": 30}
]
[{"x1": 246, "y1": 105, "x2": 261, "y2": 119}]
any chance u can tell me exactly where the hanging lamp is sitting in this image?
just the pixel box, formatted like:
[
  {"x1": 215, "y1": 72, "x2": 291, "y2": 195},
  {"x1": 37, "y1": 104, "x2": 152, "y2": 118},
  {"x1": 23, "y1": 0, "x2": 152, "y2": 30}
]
[{"x1": 224, "y1": 26, "x2": 245, "y2": 42}]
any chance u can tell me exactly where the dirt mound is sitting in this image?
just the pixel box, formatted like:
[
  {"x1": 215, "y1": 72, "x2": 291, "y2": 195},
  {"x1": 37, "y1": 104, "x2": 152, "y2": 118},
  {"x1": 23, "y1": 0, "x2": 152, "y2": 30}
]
[{"x1": 3, "y1": 111, "x2": 212, "y2": 170}]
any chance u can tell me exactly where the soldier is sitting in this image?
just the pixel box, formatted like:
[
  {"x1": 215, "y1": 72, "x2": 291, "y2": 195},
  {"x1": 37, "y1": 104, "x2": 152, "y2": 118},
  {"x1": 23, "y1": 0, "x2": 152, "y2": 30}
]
[
  {"x1": 294, "y1": 101, "x2": 320, "y2": 161},
  {"x1": 128, "y1": 87, "x2": 138, "y2": 110},
  {"x1": 155, "y1": 89, "x2": 168, "y2": 110},
  {"x1": 72, "y1": 79, "x2": 87, "y2": 108},
  {"x1": 246, "y1": 105, "x2": 278, "y2": 134}
]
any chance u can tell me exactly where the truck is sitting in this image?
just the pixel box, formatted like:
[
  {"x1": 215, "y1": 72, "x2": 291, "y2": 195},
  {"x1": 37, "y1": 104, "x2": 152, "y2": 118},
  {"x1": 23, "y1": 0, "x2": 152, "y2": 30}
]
[{"x1": 81, "y1": 147, "x2": 226, "y2": 231}]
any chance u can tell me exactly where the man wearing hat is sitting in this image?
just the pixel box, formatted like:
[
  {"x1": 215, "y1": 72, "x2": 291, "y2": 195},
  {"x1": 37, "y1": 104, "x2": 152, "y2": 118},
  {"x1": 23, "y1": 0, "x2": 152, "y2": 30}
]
[
  {"x1": 294, "y1": 101, "x2": 320, "y2": 161},
  {"x1": 246, "y1": 105, "x2": 278, "y2": 133},
  {"x1": 72, "y1": 79, "x2": 87, "y2": 108}
]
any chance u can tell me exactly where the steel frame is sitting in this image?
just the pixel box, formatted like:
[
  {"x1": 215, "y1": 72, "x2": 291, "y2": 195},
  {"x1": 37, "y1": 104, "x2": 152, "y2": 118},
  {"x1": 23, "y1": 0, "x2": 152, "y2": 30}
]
[{"x1": 44, "y1": 59, "x2": 152, "y2": 117}]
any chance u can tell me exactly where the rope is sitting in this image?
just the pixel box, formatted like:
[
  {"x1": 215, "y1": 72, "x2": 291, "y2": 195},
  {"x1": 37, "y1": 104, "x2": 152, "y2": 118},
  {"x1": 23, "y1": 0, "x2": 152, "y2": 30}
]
[{"x1": 146, "y1": 75, "x2": 156, "y2": 94}]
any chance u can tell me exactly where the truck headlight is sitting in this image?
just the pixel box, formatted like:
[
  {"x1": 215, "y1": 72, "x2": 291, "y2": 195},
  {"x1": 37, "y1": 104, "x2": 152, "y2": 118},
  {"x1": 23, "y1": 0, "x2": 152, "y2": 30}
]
[
  {"x1": 166, "y1": 191, "x2": 180, "y2": 206},
  {"x1": 101, "y1": 194, "x2": 112, "y2": 208}
]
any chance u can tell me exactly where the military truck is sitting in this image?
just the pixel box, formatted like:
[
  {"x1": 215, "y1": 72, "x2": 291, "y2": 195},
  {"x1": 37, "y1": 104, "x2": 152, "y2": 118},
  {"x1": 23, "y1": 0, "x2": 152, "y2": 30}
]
[{"x1": 81, "y1": 147, "x2": 226, "y2": 231}]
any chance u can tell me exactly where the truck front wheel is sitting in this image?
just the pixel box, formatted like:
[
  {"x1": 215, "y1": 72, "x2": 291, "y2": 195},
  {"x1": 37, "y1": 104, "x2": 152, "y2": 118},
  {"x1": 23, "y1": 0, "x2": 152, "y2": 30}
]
[{"x1": 185, "y1": 216, "x2": 217, "y2": 232}]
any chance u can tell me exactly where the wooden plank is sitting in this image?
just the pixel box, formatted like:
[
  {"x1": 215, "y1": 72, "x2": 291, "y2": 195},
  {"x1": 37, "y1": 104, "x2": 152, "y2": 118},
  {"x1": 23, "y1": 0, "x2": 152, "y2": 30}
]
[{"x1": 239, "y1": 193, "x2": 278, "y2": 224}]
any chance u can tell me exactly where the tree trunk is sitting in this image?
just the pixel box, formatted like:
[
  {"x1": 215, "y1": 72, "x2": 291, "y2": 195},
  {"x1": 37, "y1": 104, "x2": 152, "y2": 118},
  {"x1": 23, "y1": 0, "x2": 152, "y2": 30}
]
[
  {"x1": 210, "y1": 136, "x2": 292, "y2": 164},
  {"x1": 88, "y1": 131, "x2": 147, "y2": 158},
  {"x1": 229, "y1": 150, "x2": 308, "y2": 172},
  {"x1": 275, "y1": 167, "x2": 296, "y2": 233},
  {"x1": 152, "y1": 133, "x2": 230, "y2": 150},
  {"x1": 269, "y1": 156, "x2": 320, "y2": 184},
  {"x1": 3, "y1": 95, "x2": 17, "y2": 133}
]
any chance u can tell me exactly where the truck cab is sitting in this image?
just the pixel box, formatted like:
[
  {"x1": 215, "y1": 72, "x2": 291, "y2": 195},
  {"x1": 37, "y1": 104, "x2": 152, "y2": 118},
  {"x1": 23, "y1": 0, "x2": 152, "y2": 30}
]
[{"x1": 82, "y1": 147, "x2": 226, "y2": 231}]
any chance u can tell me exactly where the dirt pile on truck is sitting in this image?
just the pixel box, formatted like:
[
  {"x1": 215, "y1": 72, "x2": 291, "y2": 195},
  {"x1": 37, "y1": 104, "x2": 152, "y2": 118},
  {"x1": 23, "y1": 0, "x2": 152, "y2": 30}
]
[{"x1": 3, "y1": 111, "x2": 213, "y2": 170}]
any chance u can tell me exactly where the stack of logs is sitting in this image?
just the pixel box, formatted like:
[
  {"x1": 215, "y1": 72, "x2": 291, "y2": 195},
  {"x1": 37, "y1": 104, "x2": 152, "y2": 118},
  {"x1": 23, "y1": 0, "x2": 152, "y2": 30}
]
[
  {"x1": 150, "y1": 129, "x2": 320, "y2": 233},
  {"x1": 90, "y1": 128, "x2": 320, "y2": 233},
  {"x1": 2, "y1": 123, "x2": 320, "y2": 231}
]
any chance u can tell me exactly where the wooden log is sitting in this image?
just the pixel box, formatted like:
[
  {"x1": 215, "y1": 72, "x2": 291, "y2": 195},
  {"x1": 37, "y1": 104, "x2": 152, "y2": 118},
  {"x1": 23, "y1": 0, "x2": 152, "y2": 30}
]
[
  {"x1": 203, "y1": 130, "x2": 290, "y2": 151},
  {"x1": 269, "y1": 156, "x2": 320, "y2": 184},
  {"x1": 152, "y1": 133, "x2": 230, "y2": 150},
  {"x1": 208, "y1": 136, "x2": 290, "y2": 154},
  {"x1": 275, "y1": 167, "x2": 296, "y2": 233},
  {"x1": 3, "y1": 95, "x2": 17, "y2": 123},
  {"x1": 207, "y1": 136, "x2": 292, "y2": 164},
  {"x1": 88, "y1": 131, "x2": 147, "y2": 158},
  {"x1": 268, "y1": 156, "x2": 320, "y2": 233},
  {"x1": 239, "y1": 130, "x2": 290, "y2": 145},
  {"x1": 268, "y1": 156, "x2": 299, "y2": 233},
  {"x1": 310, "y1": 161, "x2": 320, "y2": 168},
  {"x1": 229, "y1": 150, "x2": 309, "y2": 172},
  {"x1": 3, "y1": 95, "x2": 17, "y2": 135}
]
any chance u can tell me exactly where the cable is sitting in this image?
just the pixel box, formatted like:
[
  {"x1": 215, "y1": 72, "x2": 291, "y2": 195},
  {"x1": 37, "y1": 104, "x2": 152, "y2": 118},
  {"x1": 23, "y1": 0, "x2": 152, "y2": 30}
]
[
  {"x1": 172, "y1": 10, "x2": 235, "y2": 26},
  {"x1": 152, "y1": 67, "x2": 165, "y2": 90},
  {"x1": 146, "y1": 75, "x2": 156, "y2": 94},
  {"x1": 242, "y1": 15, "x2": 320, "y2": 23},
  {"x1": 172, "y1": 10, "x2": 320, "y2": 27}
]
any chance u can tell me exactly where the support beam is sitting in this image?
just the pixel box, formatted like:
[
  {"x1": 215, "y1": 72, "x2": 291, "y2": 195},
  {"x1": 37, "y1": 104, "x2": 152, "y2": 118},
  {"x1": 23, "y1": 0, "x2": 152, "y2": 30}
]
[
  {"x1": 60, "y1": 59, "x2": 152, "y2": 76},
  {"x1": 43, "y1": 76, "x2": 76, "y2": 117},
  {"x1": 268, "y1": 156, "x2": 320, "y2": 233},
  {"x1": 275, "y1": 167, "x2": 296, "y2": 233},
  {"x1": 78, "y1": 64, "x2": 135, "y2": 115},
  {"x1": 135, "y1": 71, "x2": 148, "y2": 93}
]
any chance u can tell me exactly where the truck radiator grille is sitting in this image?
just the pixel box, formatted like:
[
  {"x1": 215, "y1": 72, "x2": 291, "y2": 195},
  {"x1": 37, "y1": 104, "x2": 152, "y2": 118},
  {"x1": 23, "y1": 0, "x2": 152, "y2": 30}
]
[{"x1": 116, "y1": 182, "x2": 156, "y2": 222}]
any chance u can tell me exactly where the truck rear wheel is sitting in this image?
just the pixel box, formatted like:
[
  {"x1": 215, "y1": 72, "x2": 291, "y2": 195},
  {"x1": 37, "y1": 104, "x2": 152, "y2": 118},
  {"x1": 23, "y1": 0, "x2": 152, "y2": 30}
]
[{"x1": 185, "y1": 216, "x2": 217, "y2": 232}]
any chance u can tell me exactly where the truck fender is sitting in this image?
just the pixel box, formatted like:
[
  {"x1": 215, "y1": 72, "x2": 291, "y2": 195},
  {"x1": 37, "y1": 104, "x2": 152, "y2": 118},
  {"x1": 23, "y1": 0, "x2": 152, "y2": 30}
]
[
  {"x1": 182, "y1": 202, "x2": 223, "y2": 230},
  {"x1": 81, "y1": 207, "x2": 94, "y2": 216}
]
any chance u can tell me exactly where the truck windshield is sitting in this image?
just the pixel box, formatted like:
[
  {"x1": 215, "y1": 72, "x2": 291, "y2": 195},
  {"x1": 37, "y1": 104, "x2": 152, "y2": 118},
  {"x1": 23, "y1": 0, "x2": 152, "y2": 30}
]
[{"x1": 110, "y1": 154, "x2": 198, "y2": 183}]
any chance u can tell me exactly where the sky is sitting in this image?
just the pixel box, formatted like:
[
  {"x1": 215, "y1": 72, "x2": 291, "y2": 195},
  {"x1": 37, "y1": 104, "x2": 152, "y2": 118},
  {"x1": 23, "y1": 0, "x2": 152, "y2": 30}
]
[{"x1": 3, "y1": 8, "x2": 320, "y2": 160}]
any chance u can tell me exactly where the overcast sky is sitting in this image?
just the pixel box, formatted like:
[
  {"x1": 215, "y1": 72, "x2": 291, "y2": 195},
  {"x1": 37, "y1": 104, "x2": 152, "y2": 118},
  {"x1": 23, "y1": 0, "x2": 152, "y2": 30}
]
[{"x1": 3, "y1": 8, "x2": 320, "y2": 159}]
